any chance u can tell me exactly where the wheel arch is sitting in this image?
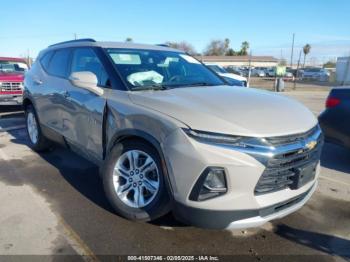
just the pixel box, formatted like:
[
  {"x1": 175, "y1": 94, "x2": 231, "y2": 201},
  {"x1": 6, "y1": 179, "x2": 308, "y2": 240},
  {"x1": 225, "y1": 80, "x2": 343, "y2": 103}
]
[
  {"x1": 105, "y1": 128, "x2": 174, "y2": 198},
  {"x1": 22, "y1": 97, "x2": 33, "y2": 110}
]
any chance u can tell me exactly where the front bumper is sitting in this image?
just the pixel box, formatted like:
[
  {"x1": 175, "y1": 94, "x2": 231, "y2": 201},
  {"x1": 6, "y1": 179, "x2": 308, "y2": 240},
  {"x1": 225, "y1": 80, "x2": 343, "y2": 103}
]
[
  {"x1": 174, "y1": 181, "x2": 316, "y2": 229},
  {"x1": 0, "y1": 94, "x2": 23, "y2": 105},
  {"x1": 163, "y1": 128, "x2": 321, "y2": 229}
]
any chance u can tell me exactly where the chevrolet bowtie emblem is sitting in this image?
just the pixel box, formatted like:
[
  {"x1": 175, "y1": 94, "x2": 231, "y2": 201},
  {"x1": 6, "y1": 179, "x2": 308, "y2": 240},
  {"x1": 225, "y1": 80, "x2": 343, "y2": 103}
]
[{"x1": 305, "y1": 140, "x2": 317, "y2": 150}]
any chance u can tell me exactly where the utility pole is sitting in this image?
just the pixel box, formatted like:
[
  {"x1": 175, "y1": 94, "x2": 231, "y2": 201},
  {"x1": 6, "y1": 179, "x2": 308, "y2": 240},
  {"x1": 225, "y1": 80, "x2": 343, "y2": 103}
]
[
  {"x1": 247, "y1": 50, "x2": 252, "y2": 87},
  {"x1": 27, "y1": 49, "x2": 30, "y2": 67},
  {"x1": 294, "y1": 50, "x2": 302, "y2": 90},
  {"x1": 290, "y1": 33, "x2": 295, "y2": 68}
]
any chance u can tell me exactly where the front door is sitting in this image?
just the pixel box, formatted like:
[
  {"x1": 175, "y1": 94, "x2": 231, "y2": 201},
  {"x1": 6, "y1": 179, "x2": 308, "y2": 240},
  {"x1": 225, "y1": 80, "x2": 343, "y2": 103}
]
[{"x1": 61, "y1": 47, "x2": 109, "y2": 163}]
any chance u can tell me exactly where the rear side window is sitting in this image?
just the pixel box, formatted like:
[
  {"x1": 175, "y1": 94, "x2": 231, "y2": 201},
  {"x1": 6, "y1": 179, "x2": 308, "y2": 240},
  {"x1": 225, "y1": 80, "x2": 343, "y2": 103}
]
[
  {"x1": 47, "y1": 49, "x2": 71, "y2": 78},
  {"x1": 70, "y1": 48, "x2": 110, "y2": 87},
  {"x1": 40, "y1": 51, "x2": 53, "y2": 71}
]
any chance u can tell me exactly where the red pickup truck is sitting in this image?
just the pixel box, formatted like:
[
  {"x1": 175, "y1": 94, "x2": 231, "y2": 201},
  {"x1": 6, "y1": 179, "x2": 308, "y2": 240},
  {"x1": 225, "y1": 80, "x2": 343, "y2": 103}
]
[{"x1": 0, "y1": 57, "x2": 29, "y2": 105}]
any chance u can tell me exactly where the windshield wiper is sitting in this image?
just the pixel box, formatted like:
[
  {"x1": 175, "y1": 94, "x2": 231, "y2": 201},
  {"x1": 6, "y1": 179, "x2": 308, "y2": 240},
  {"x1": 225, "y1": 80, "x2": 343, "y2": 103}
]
[
  {"x1": 181, "y1": 82, "x2": 214, "y2": 87},
  {"x1": 130, "y1": 84, "x2": 170, "y2": 91}
]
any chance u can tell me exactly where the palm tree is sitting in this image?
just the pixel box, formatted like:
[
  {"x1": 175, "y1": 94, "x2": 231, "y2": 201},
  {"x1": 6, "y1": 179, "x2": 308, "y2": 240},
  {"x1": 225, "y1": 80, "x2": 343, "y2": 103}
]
[
  {"x1": 240, "y1": 41, "x2": 250, "y2": 55},
  {"x1": 303, "y1": 44, "x2": 311, "y2": 68}
]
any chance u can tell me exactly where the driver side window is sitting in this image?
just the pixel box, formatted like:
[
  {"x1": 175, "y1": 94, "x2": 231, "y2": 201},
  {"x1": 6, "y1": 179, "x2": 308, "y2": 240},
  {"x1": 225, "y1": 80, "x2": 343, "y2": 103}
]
[{"x1": 71, "y1": 48, "x2": 110, "y2": 87}]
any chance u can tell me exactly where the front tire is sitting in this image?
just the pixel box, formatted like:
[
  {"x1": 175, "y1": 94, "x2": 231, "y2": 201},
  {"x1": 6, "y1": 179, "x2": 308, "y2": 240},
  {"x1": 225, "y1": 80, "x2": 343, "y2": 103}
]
[
  {"x1": 25, "y1": 105, "x2": 51, "y2": 152},
  {"x1": 102, "y1": 140, "x2": 171, "y2": 221}
]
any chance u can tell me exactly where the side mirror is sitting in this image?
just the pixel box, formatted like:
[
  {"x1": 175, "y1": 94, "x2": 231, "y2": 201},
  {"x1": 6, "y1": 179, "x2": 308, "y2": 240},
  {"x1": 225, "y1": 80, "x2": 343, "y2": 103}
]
[{"x1": 69, "y1": 71, "x2": 104, "y2": 96}]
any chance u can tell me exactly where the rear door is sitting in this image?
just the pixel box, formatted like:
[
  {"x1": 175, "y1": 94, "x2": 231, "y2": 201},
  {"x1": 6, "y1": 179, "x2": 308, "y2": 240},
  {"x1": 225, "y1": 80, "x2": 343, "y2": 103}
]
[
  {"x1": 34, "y1": 48, "x2": 72, "y2": 135},
  {"x1": 61, "y1": 47, "x2": 108, "y2": 163}
]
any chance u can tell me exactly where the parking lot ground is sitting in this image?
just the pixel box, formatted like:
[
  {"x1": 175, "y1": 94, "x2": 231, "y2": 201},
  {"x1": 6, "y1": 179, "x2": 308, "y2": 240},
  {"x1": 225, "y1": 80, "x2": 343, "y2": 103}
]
[{"x1": 0, "y1": 92, "x2": 349, "y2": 261}]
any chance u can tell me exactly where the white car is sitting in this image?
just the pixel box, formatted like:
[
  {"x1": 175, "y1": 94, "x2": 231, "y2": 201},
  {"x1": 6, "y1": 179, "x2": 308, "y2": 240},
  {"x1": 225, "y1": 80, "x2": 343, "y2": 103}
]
[
  {"x1": 205, "y1": 64, "x2": 248, "y2": 87},
  {"x1": 302, "y1": 68, "x2": 330, "y2": 81}
]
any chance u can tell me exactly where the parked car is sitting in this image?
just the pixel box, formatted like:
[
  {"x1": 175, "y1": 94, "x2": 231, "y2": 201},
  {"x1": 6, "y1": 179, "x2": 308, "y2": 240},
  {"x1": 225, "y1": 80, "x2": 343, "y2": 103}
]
[
  {"x1": 224, "y1": 66, "x2": 244, "y2": 76},
  {"x1": 205, "y1": 64, "x2": 248, "y2": 87},
  {"x1": 319, "y1": 87, "x2": 350, "y2": 148},
  {"x1": 0, "y1": 57, "x2": 28, "y2": 105},
  {"x1": 251, "y1": 68, "x2": 266, "y2": 77},
  {"x1": 288, "y1": 69, "x2": 304, "y2": 78},
  {"x1": 266, "y1": 68, "x2": 276, "y2": 77},
  {"x1": 301, "y1": 68, "x2": 330, "y2": 81},
  {"x1": 284, "y1": 70, "x2": 295, "y2": 80},
  {"x1": 24, "y1": 39, "x2": 323, "y2": 229}
]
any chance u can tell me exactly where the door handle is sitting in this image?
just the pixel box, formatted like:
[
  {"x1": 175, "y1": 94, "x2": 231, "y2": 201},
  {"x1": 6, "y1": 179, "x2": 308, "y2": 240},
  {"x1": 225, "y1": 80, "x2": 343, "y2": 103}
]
[{"x1": 34, "y1": 79, "x2": 43, "y2": 85}]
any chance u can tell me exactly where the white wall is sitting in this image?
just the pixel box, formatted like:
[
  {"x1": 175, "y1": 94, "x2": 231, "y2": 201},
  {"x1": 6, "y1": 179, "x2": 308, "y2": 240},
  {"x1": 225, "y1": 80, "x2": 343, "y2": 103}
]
[
  {"x1": 212, "y1": 61, "x2": 278, "y2": 67},
  {"x1": 336, "y1": 57, "x2": 350, "y2": 84}
]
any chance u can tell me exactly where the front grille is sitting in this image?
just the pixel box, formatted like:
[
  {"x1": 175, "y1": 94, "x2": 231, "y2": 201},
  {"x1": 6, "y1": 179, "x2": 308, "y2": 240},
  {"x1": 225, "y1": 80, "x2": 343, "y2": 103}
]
[
  {"x1": 1, "y1": 82, "x2": 22, "y2": 91},
  {"x1": 255, "y1": 126, "x2": 323, "y2": 195}
]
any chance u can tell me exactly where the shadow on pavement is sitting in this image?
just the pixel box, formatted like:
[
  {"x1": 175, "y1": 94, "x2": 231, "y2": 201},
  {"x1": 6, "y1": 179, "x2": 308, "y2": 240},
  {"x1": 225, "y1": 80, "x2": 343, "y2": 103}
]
[
  {"x1": 320, "y1": 142, "x2": 350, "y2": 174},
  {"x1": 0, "y1": 105, "x2": 22, "y2": 113},
  {"x1": 275, "y1": 224, "x2": 350, "y2": 259},
  {"x1": 7, "y1": 128, "x2": 117, "y2": 214},
  {"x1": 6, "y1": 127, "x2": 184, "y2": 227}
]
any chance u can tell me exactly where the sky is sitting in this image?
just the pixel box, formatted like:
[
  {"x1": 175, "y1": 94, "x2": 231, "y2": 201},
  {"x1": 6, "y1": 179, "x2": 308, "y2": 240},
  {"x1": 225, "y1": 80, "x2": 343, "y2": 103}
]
[{"x1": 1, "y1": 0, "x2": 350, "y2": 64}]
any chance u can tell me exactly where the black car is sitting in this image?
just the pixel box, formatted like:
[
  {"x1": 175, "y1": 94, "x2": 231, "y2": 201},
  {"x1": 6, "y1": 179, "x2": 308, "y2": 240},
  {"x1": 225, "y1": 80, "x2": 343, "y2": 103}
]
[{"x1": 318, "y1": 87, "x2": 350, "y2": 148}]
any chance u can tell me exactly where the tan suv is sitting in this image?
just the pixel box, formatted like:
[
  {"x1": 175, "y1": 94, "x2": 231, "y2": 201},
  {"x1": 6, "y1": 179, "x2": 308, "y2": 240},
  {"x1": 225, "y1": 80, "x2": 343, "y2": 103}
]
[{"x1": 23, "y1": 39, "x2": 323, "y2": 229}]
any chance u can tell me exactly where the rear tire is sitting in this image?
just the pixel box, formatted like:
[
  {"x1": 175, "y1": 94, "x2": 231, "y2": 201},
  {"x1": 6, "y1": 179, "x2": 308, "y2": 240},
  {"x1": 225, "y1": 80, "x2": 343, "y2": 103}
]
[
  {"x1": 102, "y1": 139, "x2": 171, "y2": 221},
  {"x1": 25, "y1": 105, "x2": 51, "y2": 152}
]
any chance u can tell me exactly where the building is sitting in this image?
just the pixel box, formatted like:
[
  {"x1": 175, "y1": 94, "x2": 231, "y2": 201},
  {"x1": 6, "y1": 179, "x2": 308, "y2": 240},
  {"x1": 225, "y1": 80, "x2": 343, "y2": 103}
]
[{"x1": 195, "y1": 55, "x2": 279, "y2": 68}]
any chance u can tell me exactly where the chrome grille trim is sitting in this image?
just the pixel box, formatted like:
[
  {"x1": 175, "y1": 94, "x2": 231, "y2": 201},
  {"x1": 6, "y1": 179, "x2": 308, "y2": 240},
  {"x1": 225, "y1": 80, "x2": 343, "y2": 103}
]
[
  {"x1": 254, "y1": 126, "x2": 323, "y2": 195},
  {"x1": 1, "y1": 82, "x2": 23, "y2": 91}
]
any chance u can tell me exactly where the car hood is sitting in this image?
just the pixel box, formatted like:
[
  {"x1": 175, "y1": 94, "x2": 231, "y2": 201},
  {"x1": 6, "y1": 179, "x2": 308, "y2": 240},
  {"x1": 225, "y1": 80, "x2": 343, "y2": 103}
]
[
  {"x1": 129, "y1": 86, "x2": 317, "y2": 137},
  {"x1": 219, "y1": 72, "x2": 247, "y2": 82},
  {"x1": 0, "y1": 72, "x2": 24, "y2": 82}
]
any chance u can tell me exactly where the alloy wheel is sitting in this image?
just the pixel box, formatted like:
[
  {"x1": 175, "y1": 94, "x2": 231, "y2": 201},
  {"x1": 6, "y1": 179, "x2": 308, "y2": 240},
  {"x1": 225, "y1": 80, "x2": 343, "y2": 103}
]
[
  {"x1": 27, "y1": 112, "x2": 39, "y2": 145},
  {"x1": 113, "y1": 150, "x2": 160, "y2": 208}
]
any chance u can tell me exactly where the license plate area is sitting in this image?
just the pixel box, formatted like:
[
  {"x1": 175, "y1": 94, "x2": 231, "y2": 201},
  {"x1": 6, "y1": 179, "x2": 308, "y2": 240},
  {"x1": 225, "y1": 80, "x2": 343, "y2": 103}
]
[{"x1": 290, "y1": 162, "x2": 317, "y2": 189}]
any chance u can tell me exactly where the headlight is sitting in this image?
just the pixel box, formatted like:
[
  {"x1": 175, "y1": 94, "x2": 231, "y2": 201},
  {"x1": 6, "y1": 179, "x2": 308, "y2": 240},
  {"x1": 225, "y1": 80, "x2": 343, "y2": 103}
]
[{"x1": 183, "y1": 128, "x2": 268, "y2": 148}]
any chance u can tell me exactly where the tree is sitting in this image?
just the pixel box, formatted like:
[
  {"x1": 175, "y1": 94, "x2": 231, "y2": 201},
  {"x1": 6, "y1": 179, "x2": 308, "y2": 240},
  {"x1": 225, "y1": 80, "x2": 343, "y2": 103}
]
[
  {"x1": 302, "y1": 44, "x2": 311, "y2": 68},
  {"x1": 224, "y1": 38, "x2": 230, "y2": 50},
  {"x1": 125, "y1": 37, "x2": 133, "y2": 42},
  {"x1": 226, "y1": 48, "x2": 236, "y2": 56},
  {"x1": 323, "y1": 61, "x2": 336, "y2": 68},
  {"x1": 204, "y1": 39, "x2": 229, "y2": 56},
  {"x1": 165, "y1": 41, "x2": 197, "y2": 55},
  {"x1": 240, "y1": 41, "x2": 250, "y2": 56}
]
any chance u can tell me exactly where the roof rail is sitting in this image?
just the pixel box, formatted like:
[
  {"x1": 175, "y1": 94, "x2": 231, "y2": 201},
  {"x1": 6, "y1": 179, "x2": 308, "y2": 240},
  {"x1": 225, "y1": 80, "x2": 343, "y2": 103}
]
[
  {"x1": 156, "y1": 44, "x2": 170, "y2": 47},
  {"x1": 49, "y1": 38, "x2": 96, "y2": 47}
]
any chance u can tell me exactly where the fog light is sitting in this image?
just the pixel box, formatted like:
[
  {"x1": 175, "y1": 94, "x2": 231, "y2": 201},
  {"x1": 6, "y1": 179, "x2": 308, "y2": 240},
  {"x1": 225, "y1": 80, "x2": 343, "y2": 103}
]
[
  {"x1": 203, "y1": 169, "x2": 226, "y2": 191},
  {"x1": 189, "y1": 167, "x2": 227, "y2": 201}
]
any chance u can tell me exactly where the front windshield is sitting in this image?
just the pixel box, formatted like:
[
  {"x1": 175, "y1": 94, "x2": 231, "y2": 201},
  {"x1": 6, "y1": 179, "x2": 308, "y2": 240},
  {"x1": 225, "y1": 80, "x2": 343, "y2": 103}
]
[
  {"x1": 106, "y1": 49, "x2": 225, "y2": 90},
  {"x1": 0, "y1": 61, "x2": 28, "y2": 73}
]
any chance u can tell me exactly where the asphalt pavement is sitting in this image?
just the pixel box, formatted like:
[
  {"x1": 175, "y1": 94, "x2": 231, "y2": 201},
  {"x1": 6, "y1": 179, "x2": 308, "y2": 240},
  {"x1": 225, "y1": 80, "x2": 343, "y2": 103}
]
[{"x1": 0, "y1": 92, "x2": 349, "y2": 262}]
